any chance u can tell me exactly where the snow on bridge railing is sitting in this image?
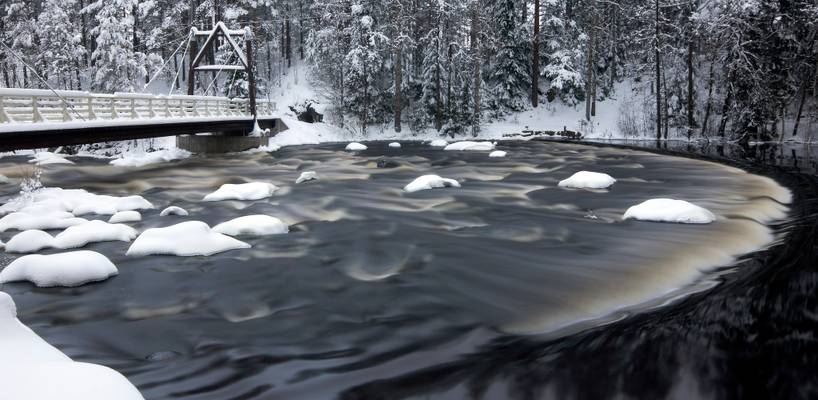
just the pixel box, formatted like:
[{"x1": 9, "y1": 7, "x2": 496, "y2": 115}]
[{"x1": 0, "y1": 88, "x2": 276, "y2": 125}]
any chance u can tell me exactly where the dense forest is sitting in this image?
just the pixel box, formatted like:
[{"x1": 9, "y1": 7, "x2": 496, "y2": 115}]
[{"x1": 1, "y1": 0, "x2": 816, "y2": 140}]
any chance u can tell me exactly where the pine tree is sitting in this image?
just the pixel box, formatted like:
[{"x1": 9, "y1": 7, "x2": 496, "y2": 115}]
[
  {"x1": 485, "y1": 0, "x2": 530, "y2": 114},
  {"x1": 90, "y1": 0, "x2": 147, "y2": 92}
]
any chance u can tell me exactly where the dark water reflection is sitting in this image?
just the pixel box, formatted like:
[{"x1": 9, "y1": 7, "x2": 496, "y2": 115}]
[{"x1": 0, "y1": 140, "x2": 812, "y2": 399}]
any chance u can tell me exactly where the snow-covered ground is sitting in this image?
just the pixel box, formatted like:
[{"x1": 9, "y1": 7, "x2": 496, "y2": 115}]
[{"x1": 0, "y1": 291, "x2": 144, "y2": 399}]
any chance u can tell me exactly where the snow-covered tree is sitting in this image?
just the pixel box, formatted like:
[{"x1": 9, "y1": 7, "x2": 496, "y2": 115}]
[{"x1": 89, "y1": 0, "x2": 147, "y2": 92}]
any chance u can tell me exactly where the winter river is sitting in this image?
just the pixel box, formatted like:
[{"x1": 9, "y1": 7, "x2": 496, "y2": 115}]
[{"x1": 0, "y1": 141, "x2": 798, "y2": 399}]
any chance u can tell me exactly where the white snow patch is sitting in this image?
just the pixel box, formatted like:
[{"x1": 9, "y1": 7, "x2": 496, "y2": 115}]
[
  {"x1": 5, "y1": 230, "x2": 55, "y2": 253},
  {"x1": 203, "y1": 182, "x2": 278, "y2": 202},
  {"x1": 558, "y1": 171, "x2": 617, "y2": 189},
  {"x1": 267, "y1": 117, "x2": 344, "y2": 148},
  {"x1": 0, "y1": 187, "x2": 154, "y2": 217},
  {"x1": 160, "y1": 206, "x2": 189, "y2": 216},
  {"x1": 429, "y1": 139, "x2": 448, "y2": 147},
  {"x1": 0, "y1": 175, "x2": 9, "y2": 183},
  {"x1": 110, "y1": 148, "x2": 191, "y2": 167},
  {"x1": 388, "y1": 142, "x2": 401, "y2": 148},
  {"x1": 345, "y1": 142, "x2": 368, "y2": 151},
  {"x1": 109, "y1": 210, "x2": 141, "y2": 223},
  {"x1": 0, "y1": 251, "x2": 118, "y2": 287},
  {"x1": 296, "y1": 171, "x2": 318, "y2": 184},
  {"x1": 404, "y1": 175, "x2": 461, "y2": 193},
  {"x1": 444, "y1": 141, "x2": 496, "y2": 151},
  {"x1": 213, "y1": 215, "x2": 289, "y2": 236},
  {"x1": 0, "y1": 291, "x2": 144, "y2": 399},
  {"x1": 0, "y1": 211, "x2": 87, "y2": 233},
  {"x1": 489, "y1": 150, "x2": 507, "y2": 158},
  {"x1": 126, "y1": 221, "x2": 250, "y2": 256},
  {"x1": 52, "y1": 220, "x2": 138, "y2": 249},
  {"x1": 29, "y1": 152, "x2": 74, "y2": 165},
  {"x1": 623, "y1": 199, "x2": 716, "y2": 224}
]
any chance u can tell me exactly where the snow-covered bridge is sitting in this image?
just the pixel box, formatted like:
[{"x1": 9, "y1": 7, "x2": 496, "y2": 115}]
[{"x1": 0, "y1": 88, "x2": 279, "y2": 151}]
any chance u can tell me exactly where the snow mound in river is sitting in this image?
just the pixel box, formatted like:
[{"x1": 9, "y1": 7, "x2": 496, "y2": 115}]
[
  {"x1": 109, "y1": 211, "x2": 141, "y2": 223},
  {"x1": 404, "y1": 175, "x2": 461, "y2": 193},
  {"x1": 296, "y1": 171, "x2": 318, "y2": 184},
  {"x1": 5, "y1": 230, "x2": 55, "y2": 253},
  {"x1": 29, "y1": 152, "x2": 74, "y2": 165},
  {"x1": 558, "y1": 171, "x2": 617, "y2": 189},
  {"x1": 444, "y1": 141, "x2": 495, "y2": 151},
  {"x1": 0, "y1": 291, "x2": 144, "y2": 399},
  {"x1": 126, "y1": 221, "x2": 250, "y2": 256},
  {"x1": 160, "y1": 206, "x2": 189, "y2": 216},
  {"x1": 429, "y1": 139, "x2": 448, "y2": 147},
  {"x1": 489, "y1": 150, "x2": 507, "y2": 158},
  {"x1": 0, "y1": 251, "x2": 118, "y2": 287},
  {"x1": 388, "y1": 142, "x2": 401, "y2": 148},
  {"x1": 0, "y1": 187, "x2": 154, "y2": 217},
  {"x1": 203, "y1": 182, "x2": 278, "y2": 201},
  {"x1": 345, "y1": 142, "x2": 368, "y2": 151},
  {"x1": 0, "y1": 211, "x2": 87, "y2": 233},
  {"x1": 213, "y1": 215, "x2": 289, "y2": 236},
  {"x1": 53, "y1": 220, "x2": 138, "y2": 249},
  {"x1": 110, "y1": 148, "x2": 191, "y2": 167},
  {"x1": 5, "y1": 221, "x2": 137, "y2": 252},
  {"x1": 623, "y1": 198, "x2": 716, "y2": 224}
]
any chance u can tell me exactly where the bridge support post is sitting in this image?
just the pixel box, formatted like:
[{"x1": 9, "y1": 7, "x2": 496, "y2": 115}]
[
  {"x1": 246, "y1": 33, "x2": 257, "y2": 118},
  {"x1": 187, "y1": 30, "x2": 198, "y2": 96}
]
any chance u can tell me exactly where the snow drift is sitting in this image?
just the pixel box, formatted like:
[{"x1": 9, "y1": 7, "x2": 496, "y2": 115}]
[
  {"x1": 203, "y1": 182, "x2": 278, "y2": 201},
  {"x1": 0, "y1": 291, "x2": 144, "y2": 399},
  {"x1": 558, "y1": 171, "x2": 617, "y2": 189},
  {"x1": 0, "y1": 251, "x2": 118, "y2": 287},
  {"x1": 404, "y1": 175, "x2": 461, "y2": 193},
  {"x1": 213, "y1": 215, "x2": 289, "y2": 236},
  {"x1": 623, "y1": 198, "x2": 716, "y2": 224},
  {"x1": 126, "y1": 221, "x2": 250, "y2": 256}
]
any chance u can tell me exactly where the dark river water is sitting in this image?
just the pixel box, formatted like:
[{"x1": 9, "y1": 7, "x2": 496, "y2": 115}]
[{"x1": 0, "y1": 140, "x2": 812, "y2": 400}]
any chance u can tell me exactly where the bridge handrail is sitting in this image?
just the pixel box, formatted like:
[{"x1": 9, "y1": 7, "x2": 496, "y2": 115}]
[{"x1": 0, "y1": 88, "x2": 275, "y2": 124}]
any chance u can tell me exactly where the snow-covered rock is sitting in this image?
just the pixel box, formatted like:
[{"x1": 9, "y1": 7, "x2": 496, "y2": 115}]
[
  {"x1": 213, "y1": 215, "x2": 289, "y2": 236},
  {"x1": 296, "y1": 171, "x2": 318, "y2": 184},
  {"x1": 404, "y1": 175, "x2": 461, "y2": 193},
  {"x1": 52, "y1": 220, "x2": 138, "y2": 249},
  {"x1": 203, "y1": 182, "x2": 278, "y2": 202},
  {"x1": 0, "y1": 187, "x2": 154, "y2": 217},
  {"x1": 623, "y1": 198, "x2": 716, "y2": 224},
  {"x1": 0, "y1": 291, "x2": 144, "y2": 400},
  {"x1": 126, "y1": 221, "x2": 250, "y2": 256},
  {"x1": 110, "y1": 148, "x2": 191, "y2": 167},
  {"x1": 0, "y1": 211, "x2": 87, "y2": 233},
  {"x1": 160, "y1": 206, "x2": 189, "y2": 216},
  {"x1": 489, "y1": 150, "x2": 507, "y2": 158},
  {"x1": 0, "y1": 174, "x2": 9, "y2": 184},
  {"x1": 558, "y1": 171, "x2": 617, "y2": 189},
  {"x1": 5, "y1": 230, "x2": 55, "y2": 253},
  {"x1": 109, "y1": 211, "x2": 141, "y2": 223},
  {"x1": 444, "y1": 141, "x2": 496, "y2": 151},
  {"x1": 429, "y1": 139, "x2": 448, "y2": 147},
  {"x1": 0, "y1": 251, "x2": 118, "y2": 287},
  {"x1": 29, "y1": 152, "x2": 74, "y2": 165},
  {"x1": 388, "y1": 142, "x2": 401, "y2": 148},
  {"x1": 345, "y1": 142, "x2": 368, "y2": 151}
]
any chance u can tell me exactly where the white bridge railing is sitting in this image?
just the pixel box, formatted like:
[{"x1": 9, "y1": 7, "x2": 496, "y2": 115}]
[{"x1": 0, "y1": 88, "x2": 276, "y2": 125}]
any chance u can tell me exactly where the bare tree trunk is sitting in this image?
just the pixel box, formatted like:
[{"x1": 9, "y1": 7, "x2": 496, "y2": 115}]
[
  {"x1": 793, "y1": 78, "x2": 809, "y2": 137},
  {"x1": 532, "y1": 0, "x2": 539, "y2": 107},
  {"x1": 585, "y1": 1, "x2": 596, "y2": 121},
  {"x1": 662, "y1": 60, "x2": 669, "y2": 139},
  {"x1": 470, "y1": 0, "x2": 481, "y2": 136},
  {"x1": 717, "y1": 81, "x2": 733, "y2": 138},
  {"x1": 395, "y1": 44, "x2": 403, "y2": 132},
  {"x1": 3, "y1": 62, "x2": 11, "y2": 88},
  {"x1": 654, "y1": 0, "x2": 661, "y2": 140},
  {"x1": 701, "y1": 58, "x2": 715, "y2": 137},
  {"x1": 686, "y1": 39, "x2": 695, "y2": 139},
  {"x1": 285, "y1": 18, "x2": 292, "y2": 69}
]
